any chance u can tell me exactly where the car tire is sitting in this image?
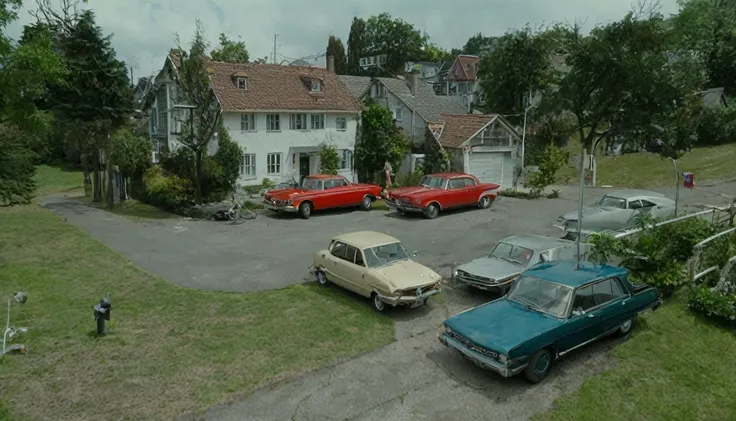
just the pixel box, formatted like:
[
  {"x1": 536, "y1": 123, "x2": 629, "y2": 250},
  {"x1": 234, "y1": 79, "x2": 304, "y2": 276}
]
[
  {"x1": 525, "y1": 348, "x2": 553, "y2": 384},
  {"x1": 425, "y1": 203, "x2": 439, "y2": 219},
  {"x1": 478, "y1": 196, "x2": 494, "y2": 209},
  {"x1": 613, "y1": 317, "x2": 635, "y2": 337},
  {"x1": 371, "y1": 292, "x2": 386, "y2": 313},
  {"x1": 360, "y1": 196, "x2": 373, "y2": 211},
  {"x1": 298, "y1": 202, "x2": 312, "y2": 219},
  {"x1": 316, "y1": 271, "x2": 328, "y2": 286}
]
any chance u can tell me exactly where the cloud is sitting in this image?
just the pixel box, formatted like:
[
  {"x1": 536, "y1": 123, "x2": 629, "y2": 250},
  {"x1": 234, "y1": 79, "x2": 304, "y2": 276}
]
[{"x1": 6, "y1": 0, "x2": 680, "y2": 79}]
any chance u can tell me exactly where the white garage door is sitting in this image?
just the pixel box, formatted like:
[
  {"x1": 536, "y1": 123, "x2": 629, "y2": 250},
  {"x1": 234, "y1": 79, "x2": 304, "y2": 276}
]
[{"x1": 468, "y1": 151, "x2": 506, "y2": 187}]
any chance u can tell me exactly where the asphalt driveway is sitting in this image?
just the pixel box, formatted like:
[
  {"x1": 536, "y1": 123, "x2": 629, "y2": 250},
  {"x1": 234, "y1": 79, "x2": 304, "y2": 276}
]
[{"x1": 41, "y1": 180, "x2": 735, "y2": 421}]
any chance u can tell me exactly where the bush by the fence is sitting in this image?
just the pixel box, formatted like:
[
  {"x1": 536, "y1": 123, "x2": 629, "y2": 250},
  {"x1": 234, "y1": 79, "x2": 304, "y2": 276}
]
[
  {"x1": 142, "y1": 165, "x2": 192, "y2": 211},
  {"x1": 689, "y1": 285, "x2": 736, "y2": 322}
]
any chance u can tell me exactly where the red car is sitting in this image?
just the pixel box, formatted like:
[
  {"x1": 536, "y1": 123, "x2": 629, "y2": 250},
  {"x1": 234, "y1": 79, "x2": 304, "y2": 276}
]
[
  {"x1": 263, "y1": 175, "x2": 383, "y2": 219},
  {"x1": 384, "y1": 173, "x2": 500, "y2": 219}
]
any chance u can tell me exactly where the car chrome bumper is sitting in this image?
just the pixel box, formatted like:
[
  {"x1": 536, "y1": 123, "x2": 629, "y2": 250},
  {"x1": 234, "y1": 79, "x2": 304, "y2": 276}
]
[
  {"x1": 454, "y1": 276, "x2": 513, "y2": 291},
  {"x1": 263, "y1": 202, "x2": 297, "y2": 212},
  {"x1": 439, "y1": 334, "x2": 527, "y2": 378},
  {"x1": 377, "y1": 288, "x2": 440, "y2": 307},
  {"x1": 384, "y1": 198, "x2": 423, "y2": 213}
]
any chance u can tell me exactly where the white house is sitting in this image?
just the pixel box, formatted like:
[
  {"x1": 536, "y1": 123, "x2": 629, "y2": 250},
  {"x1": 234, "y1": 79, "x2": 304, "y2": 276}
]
[
  {"x1": 149, "y1": 53, "x2": 362, "y2": 186},
  {"x1": 429, "y1": 113, "x2": 522, "y2": 189}
]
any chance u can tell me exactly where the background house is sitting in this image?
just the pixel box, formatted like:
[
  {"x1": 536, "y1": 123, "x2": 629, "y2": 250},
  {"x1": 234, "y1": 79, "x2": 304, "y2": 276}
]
[
  {"x1": 361, "y1": 73, "x2": 468, "y2": 146},
  {"x1": 149, "y1": 53, "x2": 361, "y2": 186},
  {"x1": 429, "y1": 113, "x2": 521, "y2": 189},
  {"x1": 437, "y1": 55, "x2": 481, "y2": 110}
]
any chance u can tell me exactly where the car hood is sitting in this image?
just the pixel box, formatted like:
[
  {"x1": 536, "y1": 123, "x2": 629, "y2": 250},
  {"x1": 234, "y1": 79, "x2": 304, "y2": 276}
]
[
  {"x1": 444, "y1": 299, "x2": 562, "y2": 354},
  {"x1": 457, "y1": 256, "x2": 525, "y2": 281},
  {"x1": 388, "y1": 186, "x2": 439, "y2": 200},
  {"x1": 265, "y1": 188, "x2": 311, "y2": 200},
  {"x1": 560, "y1": 206, "x2": 620, "y2": 221},
  {"x1": 372, "y1": 259, "x2": 441, "y2": 290}
]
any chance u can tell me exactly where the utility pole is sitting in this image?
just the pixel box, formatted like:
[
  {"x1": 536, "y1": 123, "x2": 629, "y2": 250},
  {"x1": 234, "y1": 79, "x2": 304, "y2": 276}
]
[
  {"x1": 129, "y1": 66, "x2": 134, "y2": 87},
  {"x1": 272, "y1": 33, "x2": 279, "y2": 64},
  {"x1": 575, "y1": 148, "x2": 587, "y2": 270}
]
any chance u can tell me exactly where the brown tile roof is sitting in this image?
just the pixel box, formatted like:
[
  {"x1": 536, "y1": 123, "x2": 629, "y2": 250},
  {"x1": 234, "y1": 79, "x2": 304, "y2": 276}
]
[
  {"x1": 446, "y1": 55, "x2": 480, "y2": 82},
  {"x1": 434, "y1": 113, "x2": 496, "y2": 148},
  {"x1": 166, "y1": 52, "x2": 361, "y2": 112}
]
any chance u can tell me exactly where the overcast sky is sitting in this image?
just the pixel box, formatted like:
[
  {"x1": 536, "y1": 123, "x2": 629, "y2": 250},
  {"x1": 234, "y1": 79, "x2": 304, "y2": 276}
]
[{"x1": 7, "y1": 0, "x2": 679, "y2": 80}]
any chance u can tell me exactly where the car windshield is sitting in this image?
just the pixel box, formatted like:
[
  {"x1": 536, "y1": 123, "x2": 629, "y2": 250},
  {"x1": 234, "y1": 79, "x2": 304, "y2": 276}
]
[
  {"x1": 506, "y1": 275, "x2": 573, "y2": 318},
  {"x1": 490, "y1": 242, "x2": 535, "y2": 266},
  {"x1": 364, "y1": 242, "x2": 410, "y2": 268},
  {"x1": 598, "y1": 195, "x2": 626, "y2": 209},
  {"x1": 302, "y1": 178, "x2": 322, "y2": 191},
  {"x1": 419, "y1": 176, "x2": 447, "y2": 189}
]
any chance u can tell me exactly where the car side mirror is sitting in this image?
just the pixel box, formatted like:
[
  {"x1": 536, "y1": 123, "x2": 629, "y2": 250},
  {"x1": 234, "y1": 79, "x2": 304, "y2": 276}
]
[{"x1": 412, "y1": 250, "x2": 418, "y2": 257}]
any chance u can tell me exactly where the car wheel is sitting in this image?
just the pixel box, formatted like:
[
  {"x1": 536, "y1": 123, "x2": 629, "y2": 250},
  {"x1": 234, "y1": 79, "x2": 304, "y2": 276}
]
[
  {"x1": 525, "y1": 348, "x2": 553, "y2": 384},
  {"x1": 397, "y1": 209, "x2": 406, "y2": 216},
  {"x1": 613, "y1": 317, "x2": 635, "y2": 337},
  {"x1": 360, "y1": 196, "x2": 373, "y2": 211},
  {"x1": 316, "y1": 271, "x2": 328, "y2": 286},
  {"x1": 298, "y1": 202, "x2": 312, "y2": 219},
  {"x1": 425, "y1": 203, "x2": 439, "y2": 219},
  {"x1": 478, "y1": 196, "x2": 494, "y2": 209},
  {"x1": 371, "y1": 293, "x2": 386, "y2": 312}
]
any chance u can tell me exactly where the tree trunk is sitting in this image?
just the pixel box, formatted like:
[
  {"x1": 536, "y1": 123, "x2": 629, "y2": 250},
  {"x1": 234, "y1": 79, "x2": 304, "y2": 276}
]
[
  {"x1": 194, "y1": 150, "x2": 204, "y2": 205},
  {"x1": 106, "y1": 148, "x2": 114, "y2": 209},
  {"x1": 91, "y1": 148, "x2": 102, "y2": 202}
]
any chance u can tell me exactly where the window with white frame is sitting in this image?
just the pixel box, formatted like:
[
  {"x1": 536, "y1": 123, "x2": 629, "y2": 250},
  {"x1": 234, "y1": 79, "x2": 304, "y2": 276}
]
[
  {"x1": 289, "y1": 113, "x2": 307, "y2": 130},
  {"x1": 311, "y1": 80, "x2": 321, "y2": 92},
  {"x1": 266, "y1": 153, "x2": 282, "y2": 174},
  {"x1": 394, "y1": 108, "x2": 403, "y2": 121},
  {"x1": 480, "y1": 123, "x2": 511, "y2": 147},
  {"x1": 240, "y1": 113, "x2": 255, "y2": 131},
  {"x1": 310, "y1": 114, "x2": 325, "y2": 130},
  {"x1": 266, "y1": 114, "x2": 280, "y2": 131},
  {"x1": 240, "y1": 153, "x2": 256, "y2": 177},
  {"x1": 150, "y1": 109, "x2": 158, "y2": 131},
  {"x1": 237, "y1": 77, "x2": 247, "y2": 90},
  {"x1": 338, "y1": 149, "x2": 352, "y2": 170},
  {"x1": 336, "y1": 117, "x2": 347, "y2": 131}
]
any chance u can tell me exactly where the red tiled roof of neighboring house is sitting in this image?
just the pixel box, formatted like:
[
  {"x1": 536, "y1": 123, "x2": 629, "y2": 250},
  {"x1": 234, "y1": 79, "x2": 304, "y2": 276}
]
[
  {"x1": 166, "y1": 51, "x2": 361, "y2": 112},
  {"x1": 446, "y1": 55, "x2": 480, "y2": 82},
  {"x1": 434, "y1": 113, "x2": 496, "y2": 148}
]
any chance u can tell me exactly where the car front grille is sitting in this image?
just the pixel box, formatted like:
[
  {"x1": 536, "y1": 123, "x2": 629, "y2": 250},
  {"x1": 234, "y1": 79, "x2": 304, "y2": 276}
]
[
  {"x1": 400, "y1": 283, "x2": 437, "y2": 297},
  {"x1": 399, "y1": 199, "x2": 412, "y2": 206},
  {"x1": 447, "y1": 331, "x2": 499, "y2": 359},
  {"x1": 456, "y1": 271, "x2": 492, "y2": 284}
]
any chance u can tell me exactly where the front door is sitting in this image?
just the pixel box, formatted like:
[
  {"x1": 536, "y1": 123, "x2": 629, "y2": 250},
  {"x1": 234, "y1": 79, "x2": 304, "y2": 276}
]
[
  {"x1": 557, "y1": 284, "x2": 603, "y2": 353},
  {"x1": 299, "y1": 154, "x2": 310, "y2": 186}
]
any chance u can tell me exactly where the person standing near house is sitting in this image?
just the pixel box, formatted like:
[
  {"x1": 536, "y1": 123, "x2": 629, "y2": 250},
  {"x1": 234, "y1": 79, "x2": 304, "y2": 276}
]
[{"x1": 384, "y1": 160, "x2": 393, "y2": 190}]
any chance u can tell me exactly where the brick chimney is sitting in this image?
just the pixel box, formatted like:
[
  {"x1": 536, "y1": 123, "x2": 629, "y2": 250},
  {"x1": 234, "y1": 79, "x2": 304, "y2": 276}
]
[
  {"x1": 327, "y1": 55, "x2": 335, "y2": 73},
  {"x1": 405, "y1": 71, "x2": 418, "y2": 96}
]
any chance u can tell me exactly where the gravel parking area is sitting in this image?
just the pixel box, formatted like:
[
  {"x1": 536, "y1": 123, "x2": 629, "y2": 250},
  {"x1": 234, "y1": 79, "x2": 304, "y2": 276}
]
[{"x1": 42, "y1": 180, "x2": 735, "y2": 421}]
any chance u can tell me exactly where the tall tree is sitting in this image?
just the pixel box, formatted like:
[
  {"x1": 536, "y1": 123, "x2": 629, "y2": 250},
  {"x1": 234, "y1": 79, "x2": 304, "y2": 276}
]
[
  {"x1": 364, "y1": 13, "x2": 428, "y2": 76},
  {"x1": 49, "y1": 9, "x2": 133, "y2": 206},
  {"x1": 552, "y1": 11, "x2": 699, "y2": 156},
  {"x1": 354, "y1": 101, "x2": 410, "y2": 184},
  {"x1": 674, "y1": 0, "x2": 736, "y2": 95},
  {"x1": 177, "y1": 21, "x2": 222, "y2": 205},
  {"x1": 210, "y1": 33, "x2": 249, "y2": 63},
  {"x1": 0, "y1": 0, "x2": 66, "y2": 205},
  {"x1": 346, "y1": 17, "x2": 366, "y2": 75},
  {"x1": 462, "y1": 33, "x2": 496, "y2": 55},
  {"x1": 326, "y1": 35, "x2": 347, "y2": 74},
  {"x1": 477, "y1": 26, "x2": 556, "y2": 122}
]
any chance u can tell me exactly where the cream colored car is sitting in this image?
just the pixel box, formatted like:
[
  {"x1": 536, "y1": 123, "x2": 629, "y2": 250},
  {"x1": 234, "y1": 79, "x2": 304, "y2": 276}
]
[{"x1": 310, "y1": 231, "x2": 442, "y2": 312}]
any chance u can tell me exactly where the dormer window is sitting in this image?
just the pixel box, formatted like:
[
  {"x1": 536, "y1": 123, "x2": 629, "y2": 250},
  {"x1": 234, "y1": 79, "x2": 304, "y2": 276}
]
[
  {"x1": 237, "y1": 77, "x2": 247, "y2": 90},
  {"x1": 311, "y1": 79, "x2": 321, "y2": 92}
]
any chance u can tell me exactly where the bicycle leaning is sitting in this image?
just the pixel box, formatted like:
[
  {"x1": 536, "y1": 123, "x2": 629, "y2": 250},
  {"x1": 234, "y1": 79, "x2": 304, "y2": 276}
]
[{"x1": 212, "y1": 195, "x2": 257, "y2": 225}]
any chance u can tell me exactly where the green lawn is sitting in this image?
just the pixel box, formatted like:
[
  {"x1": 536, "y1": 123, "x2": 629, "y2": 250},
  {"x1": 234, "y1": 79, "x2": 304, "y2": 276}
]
[
  {"x1": 557, "y1": 143, "x2": 736, "y2": 188},
  {"x1": 0, "y1": 175, "x2": 395, "y2": 420},
  {"x1": 33, "y1": 164, "x2": 85, "y2": 196},
  {"x1": 537, "y1": 293, "x2": 736, "y2": 421}
]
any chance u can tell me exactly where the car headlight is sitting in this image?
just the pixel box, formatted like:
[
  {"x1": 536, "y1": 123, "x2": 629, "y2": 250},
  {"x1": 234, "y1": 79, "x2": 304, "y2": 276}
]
[
  {"x1": 498, "y1": 354, "x2": 508, "y2": 365},
  {"x1": 453, "y1": 269, "x2": 459, "y2": 277},
  {"x1": 445, "y1": 325, "x2": 452, "y2": 334},
  {"x1": 393, "y1": 290, "x2": 402, "y2": 298}
]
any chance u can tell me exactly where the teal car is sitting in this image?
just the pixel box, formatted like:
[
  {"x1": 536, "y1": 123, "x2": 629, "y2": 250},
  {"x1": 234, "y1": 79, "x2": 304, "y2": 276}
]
[{"x1": 439, "y1": 261, "x2": 662, "y2": 383}]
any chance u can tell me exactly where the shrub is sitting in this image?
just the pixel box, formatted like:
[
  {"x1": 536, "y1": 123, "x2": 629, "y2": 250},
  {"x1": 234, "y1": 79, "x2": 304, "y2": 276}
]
[
  {"x1": 319, "y1": 144, "x2": 340, "y2": 175},
  {"x1": 689, "y1": 285, "x2": 736, "y2": 322},
  {"x1": 142, "y1": 165, "x2": 192, "y2": 211},
  {"x1": 696, "y1": 105, "x2": 736, "y2": 147},
  {"x1": 523, "y1": 144, "x2": 568, "y2": 195}
]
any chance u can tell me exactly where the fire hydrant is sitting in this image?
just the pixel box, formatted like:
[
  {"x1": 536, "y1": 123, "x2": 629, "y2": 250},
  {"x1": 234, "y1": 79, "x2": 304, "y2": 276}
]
[{"x1": 93, "y1": 292, "x2": 111, "y2": 337}]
